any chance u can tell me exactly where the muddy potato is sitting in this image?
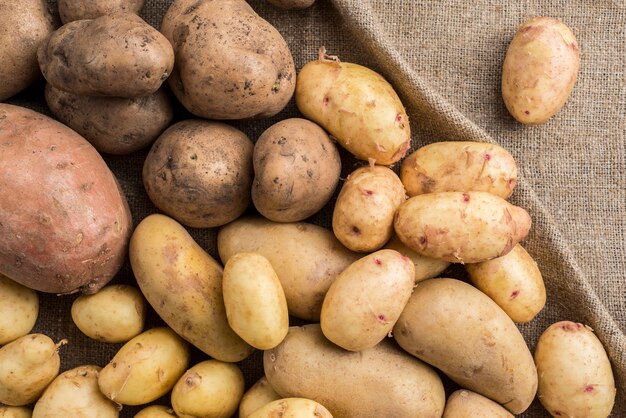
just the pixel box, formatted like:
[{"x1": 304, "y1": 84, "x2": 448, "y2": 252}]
[
  {"x1": 443, "y1": 390, "x2": 514, "y2": 418},
  {"x1": 502, "y1": 17, "x2": 580, "y2": 124},
  {"x1": 38, "y1": 13, "x2": 174, "y2": 97},
  {"x1": 0, "y1": 275, "x2": 38, "y2": 345},
  {"x1": 383, "y1": 235, "x2": 450, "y2": 283},
  {"x1": 252, "y1": 118, "x2": 341, "y2": 222},
  {"x1": 0, "y1": 407, "x2": 32, "y2": 418},
  {"x1": 58, "y1": 0, "x2": 145, "y2": 23},
  {"x1": 238, "y1": 377, "x2": 281, "y2": 418},
  {"x1": 266, "y1": 0, "x2": 316, "y2": 9},
  {"x1": 143, "y1": 120, "x2": 253, "y2": 228},
  {"x1": 133, "y1": 406, "x2": 176, "y2": 418},
  {"x1": 249, "y1": 398, "x2": 333, "y2": 418},
  {"x1": 535, "y1": 321, "x2": 616, "y2": 418}
]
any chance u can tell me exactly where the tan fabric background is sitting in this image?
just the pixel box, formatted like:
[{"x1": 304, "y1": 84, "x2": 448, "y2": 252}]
[{"x1": 7, "y1": 0, "x2": 623, "y2": 416}]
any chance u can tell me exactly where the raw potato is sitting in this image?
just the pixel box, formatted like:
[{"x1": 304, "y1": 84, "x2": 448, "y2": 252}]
[
  {"x1": 71, "y1": 284, "x2": 146, "y2": 343},
  {"x1": 0, "y1": 407, "x2": 32, "y2": 418},
  {"x1": 45, "y1": 84, "x2": 174, "y2": 155},
  {"x1": 383, "y1": 235, "x2": 450, "y2": 283},
  {"x1": 535, "y1": 321, "x2": 616, "y2": 418},
  {"x1": 466, "y1": 244, "x2": 546, "y2": 323},
  {"x1": 223, "y1": 253, "x2": 289, "y2": 350},
  {"x1": 400, "y1": 141, "x2": 518, "y2": 198},
  {"x1": 267, "y1": 0, "x2": 316, "y2": 9},
  {"x1": 130, "y1": 214, "x2": 254, "y2": 362},
  {"x1": 58, "y1": 0, "x2": 145, "y2": 23},
  {"x1": 218, "y1": 217, "x2": 359, "y2": 321},
  {"x1": 38, "y1": 13, "x2": 174, "y2": 97},
  {"x1": 0, "y1": 275, "x2": 38, "y2": 345},
  {"x1": 320, "y1": 250, "x2": 414, "y2": 351},
  {"x1": 0, "y1": 334, "x2": 62, "y2": 406},
  {"x1": 332, "y1": 165, "x2": 406, "y2": 252},
  {"x1": 98, "y1": 327, "x2": 189, "y2": 406},
  {"x1": 238, "y1": 377, "x2": 281, "y2": 418},
  {"x1": 264, "y1": 324, "x2": 445, "y2": 418},
  {"x1": 161, "y1": 0, "x2": 295, "y2": 119},
  {"x1": 393, "y1": 278, "x2": 537, "y2": 414},
  {"x1": 249, "y1": 398, "x2": 333, "y2": 418},
  {"x1": 252, "y1": 118, "x2": 341, "y2": 222},
  {"x1": 295, "y1": 49, "x2": 410, "y2": 165},
  {"x1": 133, "y1": 406, "x2": 176, "y2": 418},
  {"x1": 502, "y1": 17, "x2": 580, "y2": 124},
  {"x1": 0, "y1": 0, "x2": 55, "y2": 101},
  {"x1": 32, "y1": 365, "x2": 119, "y2": 418},
  {"x1": 143, "y1": 120, "x2": 253, "y2": 228},
  {"x1": 0, "y1": 104, "x2": 132, "y2": 294},
  {"x1": 394, "y1": 191, "x2": 531, "y2": 263},
  {"x1": 171, "y1": 360, "x2": 245, "y2": 418},
  {"x1": 442, "y1": 390, "x2": 514, "y2": 418}
]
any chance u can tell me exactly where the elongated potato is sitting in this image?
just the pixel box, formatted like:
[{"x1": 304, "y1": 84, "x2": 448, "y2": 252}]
[
  {"x1": 400, "y1": 142, "x2": 517, "y2": 198},
  {"x1": 218, "y1": 217, "x2": 359, "y2": 321},
  {"x1": 0, "y1": 406, "x2": 32, "y2": 418},
  {"x1": 394, "y1": 191, "x2": 531, "y2": 263},
  {"x1": 133, "y1": 406, "x2": 176, "y2": 418},
  {"x1": 383, "y1": 235, "x2": 450, "y2": 283},
  {"x1": 0, "y1": 275, "x2": 38, "y2": 345},
  {"x1": 264, "y1": 324, "x2": 445, "y2": 418},
  {"x1": 130, "y1": 214, "x2": 253, "y2": 362},
  {"x1": 249, "y1": 398, "x2": 333, "y2": 418},
  {"x1": 238, "y1": 377, "x2": 281, "y2": 418},
  {"x1": 443, "y1": 390, "x2": 514, "y2": 418},
  {"x1": 393, "y1": 278, "x2": 537, "y2": 414},
  {"x1": 534, "y1": 321, "x2": 616, "y2": 418}
]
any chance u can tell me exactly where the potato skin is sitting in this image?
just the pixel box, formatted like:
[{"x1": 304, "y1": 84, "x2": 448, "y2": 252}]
[
  {"x1": 502, "y1": 17, "x2": 580, "y2": 124},
  {"x1": 218, "y1": 217, "x2": 359, "y2": 321},
  {"x1": 249, "y1": 398, "x2": 333, "y2": 418},
  {"x1": 383, "y1": 235, "x2": 450, "y2": 283},
  {"x1": 143, "y1": 120, "x2": 253, "y2": 228},
  {"x1": 400, "y1": 142, "x2": 517, "y2": 198},
  {"x1": 252, "y1": 118, "x2": 341, "y2": 222},
  {"x1": 0, "y1": 407, "x2": 32, "y2": 418},
  {"x1": 0, "y1": 104, "x2": 132, "y2": 294},
  {"x1": 0, "y1": 275, "x2": 38, "y2": 345},
  {"x1": 161, "y1": 0, "x2": 295, "y2": 120},
  {"x1": 238, "y1": 377, "x2": 281, "y2": 418},
  {"x1": 266, "y1": 0, "x2": 316, "y2": 9},
  {"x1": 534, "y1": 321, "x2": 616, "y2": 418},
  {"x1": 133, "y1": 406, "x2": 176, "y2": 418},
  {"x1": 393, "y1": 278, "x2": 537, "y2": 414},
  {"x1": 442, "y1": 390, "x2": 514, "y2": 418},
  {"x1": 394, "y1": 191, "x2": 531, "y2": 263},
  {"x1": 58, "y1": 0, "x2": 145, "y2": 24}
]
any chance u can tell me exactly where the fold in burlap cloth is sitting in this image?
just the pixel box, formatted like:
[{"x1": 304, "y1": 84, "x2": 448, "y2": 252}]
[{"x1": 10, "y1": 0, "x2": 623, "y2": 416}]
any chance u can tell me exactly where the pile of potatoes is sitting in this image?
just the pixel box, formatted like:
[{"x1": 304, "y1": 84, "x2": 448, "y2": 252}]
[{"x1": 0, "y1": 0, "x2": 616, "y2": 417}]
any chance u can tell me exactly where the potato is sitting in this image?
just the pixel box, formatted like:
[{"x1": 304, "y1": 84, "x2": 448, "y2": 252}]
[
  {"x1": 133, "y1": 406, "x2": 176, "y2": 418},
  {"x1": 130, "y1": 214, "x2": 254, "y2": 362},
  {"x1": 394, "y1": 191, "x2": 531, "y2": 263},
  {"x1": 0, "y1": 104, "x2": 132, "y2": 294},
  {"x1": 0, "y1": 0, "x2": 55, "y2": 101},
  {"x1": 58, "y1": 0, "x2": 145, "y2": 24},
  {"x1": 393, "y1": 278, "x2": 537, "y2": 414},
  {"x1": 502, "y1": 17, "x2": 580, "y2": 124},
  {"x1": 45, "y1": 84, "x2": 173, "y2": 155},
  {"x1": 161, "y1": 0, "x2": 295, "y2": 120},
  {"x1": 534, "y1": 321, "x2": 616, "y2": 418},
  {"x1": 252, "y1": 118, "x2": 341, "y2": 222},
  {"x1": 266, "y1": 0, "x2": 316, "y2": 9},
  {"x1": 332, "y1": 165, "x2": 405, "y2": 252},
  {"x1": 0, "y1": 334, "x2": 63, "y2": 406},
  {"x1": 442, "y1": 390, "x2": 514, "y2": 418},
  {"x1": 223, "y1": 253, "x2": 288, "y2": 350},
  {"x1": 0, "y1": 275, "x2": 38, "y2": 345},
  {"x1": 38, "y1": 13, "x2": 174, "y2": 98},
  {"x1": 143, "y1": 120, "x2": 253, "y2": 228},
  {"x1": 171, "y1": 360, "x2": 245, "y2": 418},
  {"x1": 466, "y1": 244, "x2": 545, "y2": 323},
  {"x1": 383, "y1": 235, "x2": 450, "y2": 283},
  {"x1": 400, "y1": 142, "x2": 518, "y2": 198},
  {"x1": 0, "y1": 407, "x2": 32, "y2": 418},
  {"x1": 218, "y1": 217, "x2": 359, "y2": 321},
  {"x1": 98, "y1": 327, "x2": 189, "y2": 406},
  {"x1": 320, "y1": 249, "x2": 414, "y2": 351},
  {"x1": 264, "y1": 324, "x2": 445, "y2": 418},
  {"x1": 238, "y1": 377, "x2": 281, "y2": 418},
  {"x1": 249, "y1": 398, "x2": 333, "y2": 418},
  {"x1": 71, "y1": 284, "x2": 146, "y2": 343},
  {"x1": 295, "y1": 49, "x2": 410, "y2": 165},
  {"x1": 32, "y1": 365, "x2": 119, "y2": 418}
]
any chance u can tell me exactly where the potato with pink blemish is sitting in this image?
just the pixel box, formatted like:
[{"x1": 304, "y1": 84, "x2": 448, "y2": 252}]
[
  {"x1": 383, "y1": 234, "x2": 450, "y2": 283},
  {"x1": 535, "y1": 321, "x2": 616, "y2": 418}
]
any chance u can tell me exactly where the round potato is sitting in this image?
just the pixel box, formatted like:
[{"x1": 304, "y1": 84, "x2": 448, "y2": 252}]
[
  {"x1": 143, "y1": 120, "x2": 253, "y2": 228},
  {"x1": 266, "y1": 0, "x2": 316, "y2": 9},
  {"x1": 238, "y1": 377, "x2": 281, "y2": 418},
  {"x1": 58, "y1": 0, "x2": 145, "y2": 23},
  {"x1": 252, "y1": 118, "x2": 341, "y2": 222},
  {"x1": 0, "y1": 406, "x2": 32, "y2": 418},
  {"x1": 535, "y1": 321, "x2": 616, "y2": 418},
  {"x1": 502, "y1": 17, "x2": 580, "y2": 124},
  {"x1": 443, "y1": 390, "x2": 514, "y2": 418},
  {"x1": 171, "y1": 360, "x2": 244, "y2": 418},
  {"x1": 383, "y1": 235, "x2": 450, "y2": 283},
  {"x1": 0, "y1": 275, "x2": 38, "y2": 345},
  {"x1": 249, "y1": 398, "x2": 333, "y2": 418},
  {"x1": 133, "y1": 406, "x2": 176, "y2": 418}
]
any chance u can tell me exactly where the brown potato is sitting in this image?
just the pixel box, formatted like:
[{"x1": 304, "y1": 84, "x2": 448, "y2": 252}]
[
  {"x1": 266, "y1": 0, "x2": 316, "y2": 9},
  {"x1": 443, "y1": 390, "x2": 514, "y2": 418},
  {"x1": 383, "y1": 235, "x2": 450, "y2": 283},
  {"x1": 0, "y1": 406, "x2": 32, "y2": 418},
  {"x1": 143, "y1": 120, "x2": 253, "y2": 228},
  {"x1": 58, "y1": 0, "x2": 145, "y2": 24}
]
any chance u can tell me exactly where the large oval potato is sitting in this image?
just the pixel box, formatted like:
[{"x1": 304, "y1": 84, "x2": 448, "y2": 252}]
[
  {"x1": 238, "y1": 377, "x2": 281, "y2": 418},
  {"x1": 264, "y1": 324, "x2": 445, "y2": 418},
  {"x1": 130, "y1": 214, "x2": 254, "y2": 362},
  {"x1": 249, "y1": 398, "x2": 333, "y2": 418},
  {"x1": 218, "y1": 217, "x2": 359, "y2": 321},
  {"x1": 0, "y1": 275, "x2": 38, "y2": 345},
  {"x1": 394, "y1": 191, "x2": 531, "y2": 263},
  {"x1": 502, "y1": 17, "x2": 580, "y2": 124},
  {"x1": 443, "y1": 390, "x2": 514, "y2": 418},
  {"x1": 383, "y1": 235, "x2": 450, "y2": 283},
  {"x1": 133, "y1": 406, "x2": 176, "y2": 418},
  {"x1": 0, "y1": 407, "x2": 32, "y2": 418},
  {"x1": 0, "y1": 104, "x2": 132, "y2": 294},
  {"x1": 393, "y1": 278, "x2": 537, "y2": 414},
  {"x1": 58, "y1": 0, "x2": 145, "y2": 23},
  {"x1": 400, "y1": 141, "x2": 517, "y2": 198},
  {"x1": 534, "y1": 321, "x2": 616, "y2": 418}
]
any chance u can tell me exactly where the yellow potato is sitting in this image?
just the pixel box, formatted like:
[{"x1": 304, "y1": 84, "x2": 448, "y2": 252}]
[
  {"x1": 133, "y1": 406, "x2": 176, "y2": 418},
  {"x1": 535, "y1": 321, "x2": 616, "y2": 418},
  {"x1": 443, "y1": 390, "x2": 514, "y2": 418},
  {"x1": 98, "y1": 327, "x2": 189, "y2": 406},
  {"x1": 248, "y1": 398, "x2": 333, "y2": 418},
  {"x1": 502, "y1": 17, "x2": 580, "y2": 124},
  {"x1": 466, "y1": 244, "x2": 546, "y2": 323},
  {"x1": 0, "y1": 274, "x2": 38, "y2": 345},
  {"x1": 383, "y1": 234, "x2": 450, "y2": 283},
  {"x1": 0, "y1": 406, "x2": 32, "y2": 418},
  {"x1": 238, "y1": 377, "x2": 281, "y2": 418}
]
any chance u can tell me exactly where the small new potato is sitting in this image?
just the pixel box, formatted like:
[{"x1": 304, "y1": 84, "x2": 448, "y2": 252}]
[
  {"x1": 383, "y1": 235, "x2": 450, "y2": 283},
  {"x1": 0, "y1": 407, "x2": 32, "y2": 418},
  {"x1": 133, "y1": 406, "x2": 176, "y2": 418},
  {"x1": 443, "y1": 390, "x2": 514, "y2": 418},
  {"x1": 249, "y1": 398, "x2": 333, "y2": 418},
  {"x1": 239, "y1": 377, "x2": 281, "y2": 418},
  {"x1": 0, "y1": 275, "x2": 38, "y2": 345},
  {"x1": 58, "y1": 0, "x2": 145, "y2": 23},
  {"x1": 71, "y1": 284, "x2": 146, "y2": 343},
  {"x1": 266, "y1": 0, "x2": 316, "y2": 10}
]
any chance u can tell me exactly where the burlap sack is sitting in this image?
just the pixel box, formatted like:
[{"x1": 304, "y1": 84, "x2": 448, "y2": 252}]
[{"x1": 7, "y1": 0, "x2": 623, "y2": 416}]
